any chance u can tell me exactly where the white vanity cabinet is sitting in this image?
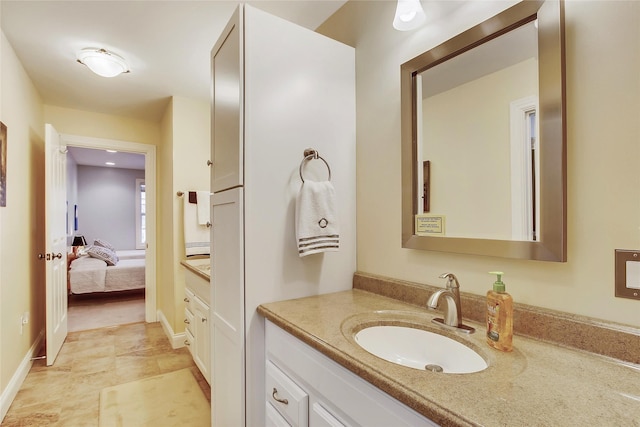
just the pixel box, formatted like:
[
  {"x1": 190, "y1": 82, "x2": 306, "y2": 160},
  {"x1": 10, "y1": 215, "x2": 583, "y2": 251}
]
[
  {"x1": 183, "y1": 268, "x2": 211, "y2": 385},
  {"x1": 265, "y1": 321, "x2": 439, "y2": 427}
]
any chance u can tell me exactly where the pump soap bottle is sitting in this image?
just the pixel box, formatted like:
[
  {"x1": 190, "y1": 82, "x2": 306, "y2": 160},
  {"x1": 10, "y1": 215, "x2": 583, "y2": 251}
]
[{"x1": 486, "y1": 271, "x2": 513, "y2": 352}]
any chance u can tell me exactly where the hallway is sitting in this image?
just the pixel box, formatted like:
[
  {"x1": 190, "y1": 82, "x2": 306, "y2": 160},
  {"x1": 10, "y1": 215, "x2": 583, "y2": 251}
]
[{"x1": 1, "y1": 322, "x2": 210, "y2": 426}]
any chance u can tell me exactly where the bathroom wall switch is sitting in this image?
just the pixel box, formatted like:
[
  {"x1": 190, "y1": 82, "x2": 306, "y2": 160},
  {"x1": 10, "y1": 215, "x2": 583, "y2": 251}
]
[{"x1": 615, "y1": 250, "x2": 640, "y2": 300}]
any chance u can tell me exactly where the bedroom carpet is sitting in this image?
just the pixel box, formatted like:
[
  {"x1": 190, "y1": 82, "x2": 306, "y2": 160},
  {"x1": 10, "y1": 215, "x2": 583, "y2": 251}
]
[
  {"x1": 68, "y1": 291, "x2": 145, "y2": 332},
  {"x1": 2, "y1": 322, "x2": 210, "y2": 427},
  {"x1": 99, "y1": 368, "x2": 209, "y2": 427}
]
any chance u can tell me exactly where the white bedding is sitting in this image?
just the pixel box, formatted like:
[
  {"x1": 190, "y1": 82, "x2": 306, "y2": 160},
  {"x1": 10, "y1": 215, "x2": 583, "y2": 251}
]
[
  {"x1": 116, "y1": 250, "x2": 146, "y2": 260},
  {"x1": 69, "y1": 255, "x2": 145, "y2": 294},
  {"x1": 104, "y1": 259, "x2": 146, "y2": 291}
]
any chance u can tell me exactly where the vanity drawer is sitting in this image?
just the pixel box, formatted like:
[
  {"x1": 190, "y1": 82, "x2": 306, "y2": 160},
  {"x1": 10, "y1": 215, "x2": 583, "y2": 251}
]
[
  {"x1": 266, "y1": 361, "x2": 308, "y2": 427},
  {"x1": 184, "y1": 287, "x2": 195, "y2": 312},
  {"x1": 184, "y1": 308, "x2": 194, "y2": 335},
  {"x1": 185, "y1": 329, "x2": 194, "y2": 355}
]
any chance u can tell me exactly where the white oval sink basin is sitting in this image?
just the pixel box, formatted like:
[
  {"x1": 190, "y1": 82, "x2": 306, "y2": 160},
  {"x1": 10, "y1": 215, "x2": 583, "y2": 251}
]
[{"x1": 354, "y1": 325, "x2": 487, "y2": 374}]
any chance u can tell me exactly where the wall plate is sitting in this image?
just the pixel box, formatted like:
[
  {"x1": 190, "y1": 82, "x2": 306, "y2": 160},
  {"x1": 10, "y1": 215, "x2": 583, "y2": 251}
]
[{"x1": 614, "y1": 249, "x2": 640, "y2": 300}]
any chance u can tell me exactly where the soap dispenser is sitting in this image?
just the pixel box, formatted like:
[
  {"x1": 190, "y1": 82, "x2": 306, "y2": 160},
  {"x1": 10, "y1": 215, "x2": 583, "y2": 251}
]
[{"x1": 486, "y1": 271, "x2": 513, "y2": 352}]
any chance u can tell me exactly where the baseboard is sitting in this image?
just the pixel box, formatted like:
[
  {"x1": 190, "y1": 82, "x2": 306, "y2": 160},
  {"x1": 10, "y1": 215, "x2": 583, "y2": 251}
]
[
  {"x1": 157, "y1": 310, "x2": 186, "y2": 349},
  {"x1": 0, "y1": 329, "x2": 44, "y2": 423}
]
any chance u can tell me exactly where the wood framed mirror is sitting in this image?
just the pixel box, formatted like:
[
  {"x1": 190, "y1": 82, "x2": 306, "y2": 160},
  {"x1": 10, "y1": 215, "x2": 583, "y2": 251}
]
[{"x1": 401, "y1": 0, "x2": 566, "y2": 261}]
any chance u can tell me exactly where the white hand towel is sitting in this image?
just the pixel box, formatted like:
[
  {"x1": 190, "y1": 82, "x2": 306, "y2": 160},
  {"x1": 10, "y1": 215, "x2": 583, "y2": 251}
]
[
  {"x1": 295, "y1": 180, "x2": 339, "y2": 257},
  {"x1": 196, "y1": 191, "x2": 210, "y2": 226},
  {"x1": 183, "y1": 195, "x2": 210, "y2": 257}
]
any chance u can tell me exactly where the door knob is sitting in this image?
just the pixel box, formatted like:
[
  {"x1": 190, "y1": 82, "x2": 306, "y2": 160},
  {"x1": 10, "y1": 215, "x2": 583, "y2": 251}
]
[{"x1": 51, "y1": 253, "x2": 63, "y2": 259}]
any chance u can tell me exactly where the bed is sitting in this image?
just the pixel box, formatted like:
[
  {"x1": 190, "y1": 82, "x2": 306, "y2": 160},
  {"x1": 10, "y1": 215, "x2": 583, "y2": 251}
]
[{"x1": 68, "y1": 249, "x2": 146, "y2": 294}]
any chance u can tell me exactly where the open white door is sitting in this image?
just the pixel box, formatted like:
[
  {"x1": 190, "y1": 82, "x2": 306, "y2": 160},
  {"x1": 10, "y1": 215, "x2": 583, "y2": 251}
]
[{"x1": 44, "y1": 124, "x2": 68, "y2": 366}]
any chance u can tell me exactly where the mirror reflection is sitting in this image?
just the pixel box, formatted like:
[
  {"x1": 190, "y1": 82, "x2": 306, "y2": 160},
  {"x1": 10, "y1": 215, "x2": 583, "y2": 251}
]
[{"x1": 417, "y1": 21, "x2": 539, "y2": 242}]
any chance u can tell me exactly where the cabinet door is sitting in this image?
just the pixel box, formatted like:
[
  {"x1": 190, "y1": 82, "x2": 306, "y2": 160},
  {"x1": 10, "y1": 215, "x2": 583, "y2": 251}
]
[
  {"x1": 211, "y1": 5, "x2": 243, "y2": 193},
  {"x1": 310, "y1": 402, "x2": 347, "y2": 427},
  {"x1": 192, "y1": 295, "x2": 210, "y2": 384},
  {"x1": 212, "y1": 187, "x2": 245, "y2": 426}
]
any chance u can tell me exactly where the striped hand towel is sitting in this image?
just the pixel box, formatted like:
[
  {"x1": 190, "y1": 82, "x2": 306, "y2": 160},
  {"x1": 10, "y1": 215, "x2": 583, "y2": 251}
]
[{"x1": 295, "y1": 180, "x2": 339, "y2": 257}]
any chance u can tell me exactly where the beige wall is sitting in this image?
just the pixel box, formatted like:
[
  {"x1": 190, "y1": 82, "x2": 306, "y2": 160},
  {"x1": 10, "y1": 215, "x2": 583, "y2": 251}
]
[
  {"x1": 319, "y1": 1, "x2": 640, "y2": 326},
  {"x1": 0, "y1": 31, "x2": 45, "y2": 394},
  {"x1": 157, "y1": 96, "x2": 210, "y2": 334},
  {"x1": 171, "y1": 96, "x2": 210, "y2": 331},
  {"x1": 158, "y1": 99, "x2": 175, "y2": 330},
  {"x1": 43, "y1": 105, "x2": 161, "y2": 145}
]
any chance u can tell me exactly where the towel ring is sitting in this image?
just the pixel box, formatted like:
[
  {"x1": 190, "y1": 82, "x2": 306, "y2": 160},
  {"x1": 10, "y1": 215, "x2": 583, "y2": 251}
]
[{"x1": 299, "y1": 148, "x2": 331, "y2": 183}]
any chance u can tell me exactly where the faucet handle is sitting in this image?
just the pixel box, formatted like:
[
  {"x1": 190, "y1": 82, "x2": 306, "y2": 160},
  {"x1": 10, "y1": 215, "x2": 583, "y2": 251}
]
[{"x1": 439, "y1": 272, "x2": 460, "y2": 289}]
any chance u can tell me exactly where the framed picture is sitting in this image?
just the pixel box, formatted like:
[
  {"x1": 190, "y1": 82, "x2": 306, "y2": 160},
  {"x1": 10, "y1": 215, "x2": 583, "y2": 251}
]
[{"x1": 0, "y1": 122, "x2": 7, "y2": 207}]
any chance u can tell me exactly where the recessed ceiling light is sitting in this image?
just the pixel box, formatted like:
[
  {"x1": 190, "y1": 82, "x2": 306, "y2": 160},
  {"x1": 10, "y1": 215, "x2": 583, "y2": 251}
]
[
  {"x1": 106, "y1": 149, "x2": 117, "y2": 153},
  {"x1": 105, "y1": 162, "x2": 116, "y2": 166},
  {"x1": 76, "y1": 48, "x2": 130, "y2": 78}
]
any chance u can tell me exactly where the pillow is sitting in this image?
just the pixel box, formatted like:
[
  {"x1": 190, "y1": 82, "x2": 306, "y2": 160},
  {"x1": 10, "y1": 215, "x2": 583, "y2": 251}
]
[
  {"x1": 94, "y1": 238, "x2": 116, "y2": 252},
  {"x1": 87, "y1": 245, "x2": 118, "y2": 266}
]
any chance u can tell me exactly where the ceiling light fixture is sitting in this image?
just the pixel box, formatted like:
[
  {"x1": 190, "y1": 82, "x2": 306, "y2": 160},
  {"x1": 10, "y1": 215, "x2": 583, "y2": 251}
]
[
  {"x1": 76, "y1": 48, "x2": 130, "y2": 78},
  {"x1": 106, "y1": 150, "x2": 117, "y2": 153},
  {"x1": 105, "y1": 162, "x2": 116, "y2": 166},
  {"x1": 393, "y1": 0, "x2": 426, "y2": 31}
]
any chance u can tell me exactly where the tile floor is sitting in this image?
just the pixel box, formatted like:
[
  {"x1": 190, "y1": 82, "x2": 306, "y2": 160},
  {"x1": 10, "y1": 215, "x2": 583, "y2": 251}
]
[{"x1": 1, "y1": 322, "x2": 210, "y2": 426}]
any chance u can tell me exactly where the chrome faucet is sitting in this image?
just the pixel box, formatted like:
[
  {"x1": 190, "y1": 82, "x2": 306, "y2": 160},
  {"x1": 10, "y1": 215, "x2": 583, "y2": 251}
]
[{"x1": 427, "y1": 273, "x2": 475, "y2": 334}]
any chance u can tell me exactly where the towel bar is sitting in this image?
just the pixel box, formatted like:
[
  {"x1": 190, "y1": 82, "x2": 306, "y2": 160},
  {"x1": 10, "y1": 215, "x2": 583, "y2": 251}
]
[{"x1": 299, "y1": 148, "x2": 331, "y2": 183}]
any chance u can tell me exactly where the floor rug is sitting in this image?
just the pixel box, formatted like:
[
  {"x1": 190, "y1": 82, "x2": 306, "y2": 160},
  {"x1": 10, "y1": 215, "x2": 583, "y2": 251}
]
[
  {"x1": 68, "y1": 291, "x2": 145, "y2": 332},
  {"x1": 99, "y1": 368, "x2": 210, "y2": 427}
]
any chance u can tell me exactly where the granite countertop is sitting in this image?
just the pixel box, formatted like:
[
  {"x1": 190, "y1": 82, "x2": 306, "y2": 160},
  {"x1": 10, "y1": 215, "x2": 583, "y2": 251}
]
[
  {"x1": 258, "y1": 289, "x2": 640, "y2": 427},
  {"x1": 180, "y1": 257, "x2": 211, "y2": 281}
]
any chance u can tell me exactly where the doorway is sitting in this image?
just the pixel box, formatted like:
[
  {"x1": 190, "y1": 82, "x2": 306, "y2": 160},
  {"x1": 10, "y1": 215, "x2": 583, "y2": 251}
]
[{"x1": 61, "y1": 133, "x2": 157, "y2": 324}]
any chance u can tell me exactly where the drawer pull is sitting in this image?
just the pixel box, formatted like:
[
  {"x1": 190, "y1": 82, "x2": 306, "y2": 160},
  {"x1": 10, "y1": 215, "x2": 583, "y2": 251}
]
[
  {"x1": 271, "y1": 388, "x2": 288, "y2": 405},
  {"x1": 184, "y1": 319, "x2": 190, "y2": 324},
  {"x1": 184, "y1": 297, "x2": 190, "y2": 303},
  {"x1": 184, "y1": 340, "x2": 190, "y2": 346}
]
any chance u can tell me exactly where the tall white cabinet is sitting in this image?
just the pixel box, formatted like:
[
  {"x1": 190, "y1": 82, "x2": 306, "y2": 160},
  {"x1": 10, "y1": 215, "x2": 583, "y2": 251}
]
[{"x1": 210, "y1": 5, "x2": 356, "y2": 426}]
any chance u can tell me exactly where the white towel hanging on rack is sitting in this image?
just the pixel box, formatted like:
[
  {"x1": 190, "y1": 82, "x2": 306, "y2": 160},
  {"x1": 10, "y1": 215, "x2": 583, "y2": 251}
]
[
  {"x1": 295, "y1": 180, "x2": 339, "y2": 257},
  {"x1": 196, "y1": 191, "x2": 210, "y2": 226},
  {"x1": 183, "y1": 192, "x2": 210, "y2": 256}
]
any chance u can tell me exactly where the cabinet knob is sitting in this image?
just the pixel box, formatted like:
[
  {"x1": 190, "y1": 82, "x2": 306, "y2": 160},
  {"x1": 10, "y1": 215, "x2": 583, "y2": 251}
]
[
  {"x1": 184, "y1": 297, "x2": 190, "y2": 303},
  {"x1": 184, "y1": 340, "x2": 190, "y2": 346},
  {"x1": 202, "y1": 317, "x2": 207, "y2": 323},
  {"x1": 207, "y1": 160, "x2": 213, "y2": 166},
  {"x1": 184, "y1": 319, "x2": 190, "y2": 324},
  {"x1": 272, "y1": 388, "x2": 288, "y2": 405}
]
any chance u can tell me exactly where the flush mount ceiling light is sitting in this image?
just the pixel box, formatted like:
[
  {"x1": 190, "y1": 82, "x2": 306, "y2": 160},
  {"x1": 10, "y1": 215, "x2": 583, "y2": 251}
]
[
  {"x1": 393, "y1": 0, "x2": 426, "y2": 31},
  {"x1": 76, "y1": 48, "x2": 130, "y2": 78}
]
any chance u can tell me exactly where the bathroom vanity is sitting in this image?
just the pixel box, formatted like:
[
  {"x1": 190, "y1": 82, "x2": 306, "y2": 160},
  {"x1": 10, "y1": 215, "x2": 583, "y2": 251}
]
[
  {"x1": 258, "y1": 286, "x2": 640, "y2": 426},
  {"x1": 181, "y1": 258, "x2": 211, "y2": 384},
  {"x1": 264, "y1": 319, "x2": 437, "y2": 427}
]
